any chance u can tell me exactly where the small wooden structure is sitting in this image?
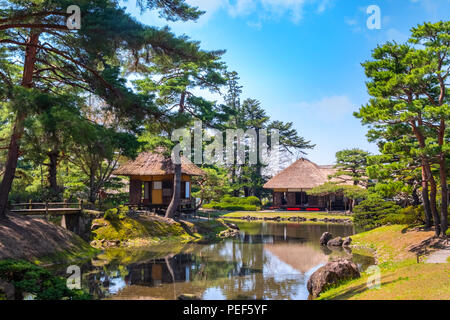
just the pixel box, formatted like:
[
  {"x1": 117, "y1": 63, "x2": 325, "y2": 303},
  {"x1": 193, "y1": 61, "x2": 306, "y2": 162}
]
[
  {"x1": 10, "y1": 200, "x2": 86, "y2": 235},
  {"x1": 113, "y1": 149, "x2": 205, "y2": 212},
  {"x1": 264, "y1": 158, "x2": 352, "y2": 211},
  {"x1": 10, "y1": 200, "x2": 83, "y2": 216}
]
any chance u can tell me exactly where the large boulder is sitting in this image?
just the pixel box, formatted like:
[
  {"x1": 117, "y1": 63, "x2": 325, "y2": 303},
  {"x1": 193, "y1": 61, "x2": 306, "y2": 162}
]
[
  {"x1": 343, "y1": 237, "x2": 352, "y2": 247},
  {"x1": 307, "y1": 259, "x2": 360, "y2": 298},
  {"x1": 319, "y1": 232, "x2": 333, "y2": 246},
  {"x1": 327, "y1": 236, "x2": 343, "y2": 247}
]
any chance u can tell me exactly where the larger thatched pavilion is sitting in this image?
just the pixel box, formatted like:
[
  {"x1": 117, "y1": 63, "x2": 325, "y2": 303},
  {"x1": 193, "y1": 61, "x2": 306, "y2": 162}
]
[
  {"x1": 113, "y1": 150, "x2": 205, "y2": 210},
  {"x1": 264, "y1": 158, "x2": 351, "y2": 211}
]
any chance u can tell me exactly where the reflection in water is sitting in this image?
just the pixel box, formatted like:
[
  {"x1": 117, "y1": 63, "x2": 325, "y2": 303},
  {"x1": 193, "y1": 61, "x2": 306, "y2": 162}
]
[{"x1": 55, "y1": 221, "x2": 374, "y2": 300}]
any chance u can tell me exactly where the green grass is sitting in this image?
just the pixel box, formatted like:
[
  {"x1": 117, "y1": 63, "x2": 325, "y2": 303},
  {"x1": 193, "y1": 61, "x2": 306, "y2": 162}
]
[
  {"x1": 222, "y1": 211, "x2": 352, "y2": 221},
  {"x1": 318, "y1": 259, "x2": 450, "y2": 300},
  {"x1": 318, "y1": 225, "x2": 449, "y2": 300}
]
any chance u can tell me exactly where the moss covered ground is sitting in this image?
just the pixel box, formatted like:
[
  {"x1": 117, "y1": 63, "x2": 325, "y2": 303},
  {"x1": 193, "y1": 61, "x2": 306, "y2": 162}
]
[{"x1": 91, "y1": 215, "x2": 230, "y2": 247}]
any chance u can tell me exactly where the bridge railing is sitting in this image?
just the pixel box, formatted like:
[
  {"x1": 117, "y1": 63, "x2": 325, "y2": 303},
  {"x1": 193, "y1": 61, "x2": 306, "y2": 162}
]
[{"x1": 9, "y1": 200, "x2": 83, "y2": 211}]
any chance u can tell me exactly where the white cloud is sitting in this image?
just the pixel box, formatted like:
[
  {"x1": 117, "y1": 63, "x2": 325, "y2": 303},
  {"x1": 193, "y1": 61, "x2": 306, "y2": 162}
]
[
  {"x1": 185, "y1": 0, "x2": 335, "y2": 25},
  {"x1": 260, "y1": 0, "x2": 307, "y2": 23},
  {"x1": 296, "y1": 95, "x2": 355, "y2": 122},
  {"x1": 247, "y1": 20, "x2": 263, "y2": 30}
]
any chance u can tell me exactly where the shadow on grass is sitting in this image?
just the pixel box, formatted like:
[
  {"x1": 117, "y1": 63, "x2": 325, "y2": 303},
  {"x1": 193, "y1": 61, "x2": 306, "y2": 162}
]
[{"x1": 322, "y1": 276, "x2": 408, "y2": 300}]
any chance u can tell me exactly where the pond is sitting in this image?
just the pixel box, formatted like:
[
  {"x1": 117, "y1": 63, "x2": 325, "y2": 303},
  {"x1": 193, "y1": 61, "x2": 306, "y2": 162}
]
[{"x1": 52, "y1": 221, "x2": 375, "y2": 300}]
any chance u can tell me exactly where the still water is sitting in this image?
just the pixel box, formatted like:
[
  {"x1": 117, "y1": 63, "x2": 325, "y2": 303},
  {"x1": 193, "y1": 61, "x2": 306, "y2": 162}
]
[{"x1": 56, "y1": 221, "x2": 374, "y2": 300}]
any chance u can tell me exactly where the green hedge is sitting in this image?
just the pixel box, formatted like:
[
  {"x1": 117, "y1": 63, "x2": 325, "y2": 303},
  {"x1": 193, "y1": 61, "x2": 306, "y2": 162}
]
[{"x1": 203, "y1": 196, "x2": 261, "y2": 211}]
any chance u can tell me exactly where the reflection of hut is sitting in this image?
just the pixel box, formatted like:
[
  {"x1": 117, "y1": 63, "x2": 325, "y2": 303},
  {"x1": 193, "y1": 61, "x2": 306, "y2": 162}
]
[
  {"x1": 264, "y1": 158, "x2": 352, "y2": 210},
  {"x1": 264, "y1": 243, "x2": 328, "y2": 273},
  {"x1": 113, "y1": 149, "x2": 205, "y2": 211}
]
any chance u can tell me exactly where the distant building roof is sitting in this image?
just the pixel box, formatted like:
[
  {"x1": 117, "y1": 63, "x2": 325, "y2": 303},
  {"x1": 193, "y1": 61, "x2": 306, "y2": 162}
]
[
  {"x1": 113, "y1": 149, "x2": 205, "y2": 177},
  {"x1": 263, "y1": 158, "x2": 351, "y2": 190}
]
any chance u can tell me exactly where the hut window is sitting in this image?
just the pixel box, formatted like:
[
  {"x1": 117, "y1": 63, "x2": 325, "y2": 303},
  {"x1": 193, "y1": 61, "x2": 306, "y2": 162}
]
[
  {"x1": 153, "y1": 181, "x2": 162, "y2": 190},
  {"x1": 185, "y1": 182, "x2": 190, "y2": 198}
]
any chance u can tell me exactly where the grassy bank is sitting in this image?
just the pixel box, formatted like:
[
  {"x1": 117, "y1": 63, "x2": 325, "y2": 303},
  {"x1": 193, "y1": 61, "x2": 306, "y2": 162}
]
[
  {"x1": 318, "y1": 225, "x2": 450, "y2": 300},
  {"x1": 91, "y1": 215, "x2": 231, "y2": 248},
  {"x1": 222, "y1": 211, "x2": 352, "y2": 221}
]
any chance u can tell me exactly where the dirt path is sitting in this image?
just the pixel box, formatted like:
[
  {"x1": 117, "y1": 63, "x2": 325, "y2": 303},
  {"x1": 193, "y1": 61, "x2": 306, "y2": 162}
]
[{"x1": 426, "y1": 244, "x2": 450, "y2": 264}]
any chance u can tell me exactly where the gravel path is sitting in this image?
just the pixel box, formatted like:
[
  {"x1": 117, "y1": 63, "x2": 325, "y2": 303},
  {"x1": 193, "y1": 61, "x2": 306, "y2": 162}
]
[{"x1": 426, "y1": 244, "x2": 450, "y2": 263}]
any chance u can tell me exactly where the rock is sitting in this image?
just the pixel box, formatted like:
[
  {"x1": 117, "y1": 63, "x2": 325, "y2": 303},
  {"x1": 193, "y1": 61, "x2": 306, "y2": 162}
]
[
  {"x1": 0, "y1": 280, "x2": 15, "y2": 300},
  {"x1": 178, "y1": 294, "x2": 201, "y2": 300},
  {"x1": 327, "y1": 236, "x2": 343, "y2": 247},
  {"x1": 307, "y1": 259, "x2": 360, "y2": 298},
  {"x1": 219, "y1": 229, "x2": 240, "y2": 239},
  {"x1": 309, "y1": 218, "x2": 317, "y2": 222},
  {"x1": 343, "y1": 237, "x2": 352, "y2": 247},
  {"x1": 226, "y1": 223, "x2": 240, "y2": 230},
  {"x1": 319, "y1": 232, "x2": 333, "y2": 246}
]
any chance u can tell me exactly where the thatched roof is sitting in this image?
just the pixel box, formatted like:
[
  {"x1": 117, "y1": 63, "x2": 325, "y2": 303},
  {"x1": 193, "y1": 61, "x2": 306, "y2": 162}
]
[
  {"x1": 113, "y1": 150, "x2": 205, "y2": 177},
  {"x1": 264, "y1": 158, "x2": 349, "y2": 190}
]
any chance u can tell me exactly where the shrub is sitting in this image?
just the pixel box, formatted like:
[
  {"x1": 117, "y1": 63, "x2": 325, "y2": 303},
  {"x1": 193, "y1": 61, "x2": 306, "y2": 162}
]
[
  {"x1": 0, "y1": 259, "x2": 90, "y2": 300},
  {"x1": 353, "y1": 196, "x2": 401, "y2": 230},
  {"x1": 239, "y1": 196, "x2": 261, "y2": 206},
  {"x1": 203, "y1": 198, "x2": 260, "y2": 211},
  {"x1": 382, "y1": 205, "x2": 425, "y2": 225},
  {"x1": 104, "y1": 205, "x2": 129, "y2": 221}
]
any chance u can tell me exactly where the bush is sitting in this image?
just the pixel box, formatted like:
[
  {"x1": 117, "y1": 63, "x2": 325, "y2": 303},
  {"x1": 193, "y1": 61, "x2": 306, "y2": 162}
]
[
  {"x1": 104, "y1": 205, "x2": 129, "y2": 221},
  {"x1": 382, "y1": 206, "x2": 425, "y2": 225},
  {"x1": 203, "y1": 197, "x2": 260, "y2": 211},
  {"x1": 240, "y1": 196, "x2": 261, "y2": 206},
  {"x1": 0, "y1": 259, "x2": 90, "y2": 300},
  {"x1": 353, "y1": 196, "x2": 401, "y2": 230}
]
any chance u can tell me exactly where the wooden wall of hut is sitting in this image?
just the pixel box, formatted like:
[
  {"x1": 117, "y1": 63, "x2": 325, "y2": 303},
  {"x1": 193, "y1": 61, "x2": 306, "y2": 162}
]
[{"x1": 128, "y1": 174, "x2": 192, "y2": 206}]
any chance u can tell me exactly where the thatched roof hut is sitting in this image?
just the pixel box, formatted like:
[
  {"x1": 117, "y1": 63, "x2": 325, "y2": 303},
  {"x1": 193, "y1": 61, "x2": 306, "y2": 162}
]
[
  {"x1": 113, "y1": 150, "x2": 204, "y2": 208},
  {"x1": 113, "y1": 150, "x2": 205, "y2": 177},
  {"x1": 264, "y1": 158, "x2": 352, "y2": 210},
  {"x1": 263, "y1": 158, "x2": 341, "y2": 190}
]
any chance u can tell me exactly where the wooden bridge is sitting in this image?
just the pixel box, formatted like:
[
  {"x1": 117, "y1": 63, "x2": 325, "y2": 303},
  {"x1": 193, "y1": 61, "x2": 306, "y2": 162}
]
[
  {"x1": 10, "y1": 200, "x2": 83, "y2": 216},
  {"x1": 10, "y1": 200, "x2": 88, "y2": 236}
]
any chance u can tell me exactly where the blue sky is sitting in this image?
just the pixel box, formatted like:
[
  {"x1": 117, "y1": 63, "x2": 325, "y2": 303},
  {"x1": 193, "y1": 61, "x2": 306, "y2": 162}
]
[{"x1": 121, "y1": 0, "x2": 450, "y2": 164}]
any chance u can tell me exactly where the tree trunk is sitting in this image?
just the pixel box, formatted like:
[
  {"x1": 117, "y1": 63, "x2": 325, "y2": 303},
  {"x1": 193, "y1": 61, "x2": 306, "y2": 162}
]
[
  {"x1": 88, "y1": 169, "x2": 97, "y2": 203},
  {"x1": 428, "y1": 170, "x2": 441, "y2": 236},
  {"x1": 421, "y1": 168, "x2": 432, "y2": 229},
  {"x1": 412, "y1": 122, "x2": 440, "y2": 236},
  {"x1": 412, "y1": 186, "x2": 420, "y2": 206},
  {"x1": 439, "y1": 156, "x2": 448, "y2": 237},
  {"x1": 48, "y1": 151, "x2": 60, "y2": 197},
  {"x1": 0, "y1": 32, "x2": 40, "y2": 219},
  {"x1": 166, "y1": 163, "x2": 181, "y2": 219},
  {"x1": 0, "y1": 116, "x2": 25, "y2": 219}
]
